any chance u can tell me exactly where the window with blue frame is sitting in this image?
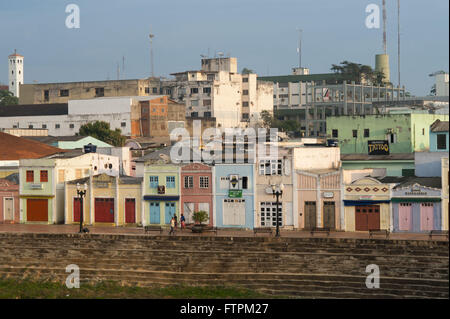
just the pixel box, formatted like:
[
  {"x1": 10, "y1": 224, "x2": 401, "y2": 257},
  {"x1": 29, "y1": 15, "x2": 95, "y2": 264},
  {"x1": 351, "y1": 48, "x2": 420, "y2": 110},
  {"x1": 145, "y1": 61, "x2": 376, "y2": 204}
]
[
  {"x1": 149, "y1": 176, "x2": 159, "y2": 188},
  {"x1": 166, "y1": 176, "x2": 175, "y2": 188}
]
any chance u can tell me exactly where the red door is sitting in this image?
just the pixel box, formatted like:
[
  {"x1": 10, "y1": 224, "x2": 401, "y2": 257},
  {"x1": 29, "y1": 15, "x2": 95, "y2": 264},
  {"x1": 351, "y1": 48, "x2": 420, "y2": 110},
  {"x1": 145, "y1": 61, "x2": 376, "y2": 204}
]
[
  {"x1": 73, "y1": 198, "x2": 81, "y2": 222},
  {"x1": 27, "y1": 199, "x2": 48, "y2": 222},
  {"x1": 95, "y1": 198, "x2": 115, "y2": 223},
  {"x1": 355, "y1": 205, "x2": 380, "y2": 231},
  {"x1": 125, "y1": 198, "x2": 136, "y2": 224}
]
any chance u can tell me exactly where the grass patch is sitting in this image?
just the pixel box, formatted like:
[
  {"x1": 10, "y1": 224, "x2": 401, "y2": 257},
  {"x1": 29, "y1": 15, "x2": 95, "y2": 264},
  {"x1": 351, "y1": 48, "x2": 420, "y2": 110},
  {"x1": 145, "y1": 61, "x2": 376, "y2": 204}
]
[{"x1": 0, "y1": 277, "x2": 279, "y2": 299}]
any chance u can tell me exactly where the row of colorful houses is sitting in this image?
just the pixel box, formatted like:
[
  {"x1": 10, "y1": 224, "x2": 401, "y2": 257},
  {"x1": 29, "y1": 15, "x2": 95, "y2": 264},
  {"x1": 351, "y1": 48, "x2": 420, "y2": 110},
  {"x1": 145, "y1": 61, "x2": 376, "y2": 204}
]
[{"x1": 3, "y1": 152, "x2": 447, "y2": 234}]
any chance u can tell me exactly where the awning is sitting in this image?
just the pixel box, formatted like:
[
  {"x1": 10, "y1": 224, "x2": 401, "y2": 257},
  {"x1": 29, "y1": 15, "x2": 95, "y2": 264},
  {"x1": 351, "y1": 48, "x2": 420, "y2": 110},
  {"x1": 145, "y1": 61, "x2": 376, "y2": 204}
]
[
  {"x1": 344, "y1": 200, "x2": 390, "y2": 206},
  {"x1": 391, "y1": 198, "x2": 441, "y2": 203},
  {"x1": 144, "y1": 195, "x2": 180, "y2": 201}
]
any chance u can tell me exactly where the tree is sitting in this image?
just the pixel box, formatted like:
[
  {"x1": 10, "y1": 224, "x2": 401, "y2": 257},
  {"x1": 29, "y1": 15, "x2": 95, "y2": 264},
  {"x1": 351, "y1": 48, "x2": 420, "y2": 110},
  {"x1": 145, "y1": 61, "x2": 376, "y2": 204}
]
[
  {"x1": 330, "y1": 61, "x2": 388, "y2": 86},
  {"x1": 241, "y1": 67, "x2": 254, "y2": 74},
  {"x1": 78, "y1": 121, "x2": 126, "y2": 147},
  {"x1": 260, "y1": 110, "x2": 274, "y2": 128},
  {"x1": 429, "y1": 84, "x2": 436, "y2": 96},
  {"x1": 192, "y1": 210, "x2": 209, "y2": 225},
  {"x1": 0, "y1": 90, "x2": 18, "y2": 106}
]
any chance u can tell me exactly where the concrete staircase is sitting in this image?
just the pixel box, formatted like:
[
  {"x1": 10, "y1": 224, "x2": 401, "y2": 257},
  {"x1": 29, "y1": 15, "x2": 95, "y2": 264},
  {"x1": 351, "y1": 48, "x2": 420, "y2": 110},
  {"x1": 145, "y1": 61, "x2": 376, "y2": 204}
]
[{"x1": 0, "y1": 233, "x2": 448, "y2": 298}]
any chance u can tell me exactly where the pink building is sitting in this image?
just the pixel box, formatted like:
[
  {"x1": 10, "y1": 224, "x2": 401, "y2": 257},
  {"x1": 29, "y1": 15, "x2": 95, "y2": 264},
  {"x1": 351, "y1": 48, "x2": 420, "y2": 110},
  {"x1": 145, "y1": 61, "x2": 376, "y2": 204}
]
[
  {"x1": 0, "y1": 174, "x2": 20, "y2": 223},
  {"x1": 296, "y1": 169, "x2": 342, "y2": 230},
  {"x1": 180, "y1": 163, "x2": 213, "y2": 226}
]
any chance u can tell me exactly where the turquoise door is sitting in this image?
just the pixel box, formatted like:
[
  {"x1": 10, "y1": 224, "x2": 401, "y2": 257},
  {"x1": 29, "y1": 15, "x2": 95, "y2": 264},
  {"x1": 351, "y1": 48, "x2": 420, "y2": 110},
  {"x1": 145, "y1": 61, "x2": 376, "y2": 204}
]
[
  {"x1": 150, "y1": 202, "x2": 160, "y2": 224},
  {"x1": 165, "y1": 202, "x2": 176, "y2": 224}
]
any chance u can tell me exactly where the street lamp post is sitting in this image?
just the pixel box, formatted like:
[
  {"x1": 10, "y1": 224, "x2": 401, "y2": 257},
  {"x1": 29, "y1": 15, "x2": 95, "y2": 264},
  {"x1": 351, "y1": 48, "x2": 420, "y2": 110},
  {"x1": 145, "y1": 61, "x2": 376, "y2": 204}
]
[
  {"x1": 76, "y1": 182, "x2": 88, "y2": 233},
  {"x1": 271, "y1": 183, "x2": 284, "y2": 237}
]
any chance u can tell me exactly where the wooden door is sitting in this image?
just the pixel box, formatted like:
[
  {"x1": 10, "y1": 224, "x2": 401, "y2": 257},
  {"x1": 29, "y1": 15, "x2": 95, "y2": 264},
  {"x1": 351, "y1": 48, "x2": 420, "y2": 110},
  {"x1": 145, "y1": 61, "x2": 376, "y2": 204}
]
[
  {"x1": 399, "y1": 203, "x2": 412, "y2": 231},
  {"x1": 367, "y1": 205, "x2": 380, "y2": 230},
  {"x1": 356, "y1": 205, "x2": 380, "y2": 231},
  {"x1": 95, "y1": 198, "x2": 114, "y2": 223},
  {"x1": 323, "y1": 201, "x2": 335, "y2": 229},
  {"x1": 73, "y1": 198, "x2": 81, "y2": 222},
  {"x1": 125, "y1": 198, "x2": 136, "y2": 224},
  {"x1": 304, "y1": 201, "x2": 316, "y2": 229},
  {"x1": 420, "y1": 203, "x2": 434, "y2": 231},
  {"x1": 3, "y1": 197, "x2": 14, "y2": 221},
  {"x1": 26, "y1": 199, "x2": 48, "y2": 222},
  {"x1": 355, "y1": 206, "x2": 368, "y2": 231},
  {"x1": 150, "y1": 202, "x2": 160, "y2": 224}
]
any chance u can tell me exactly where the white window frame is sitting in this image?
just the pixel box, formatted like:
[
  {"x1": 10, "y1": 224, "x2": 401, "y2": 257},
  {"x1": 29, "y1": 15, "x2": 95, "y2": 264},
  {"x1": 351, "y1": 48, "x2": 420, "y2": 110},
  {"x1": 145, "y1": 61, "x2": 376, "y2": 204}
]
[
  {"x1": 199, "y1": 176, "x2": 209, "y2": 188},
  {"x1": 259, "y1": 159, "x2": 283, "y2": 176},
  {"x1": 184, "y1": 176, "x2": 193, "y2": 189},
  {"x1": 260, "y1": 201, "x2": 283, "y2": 227}
]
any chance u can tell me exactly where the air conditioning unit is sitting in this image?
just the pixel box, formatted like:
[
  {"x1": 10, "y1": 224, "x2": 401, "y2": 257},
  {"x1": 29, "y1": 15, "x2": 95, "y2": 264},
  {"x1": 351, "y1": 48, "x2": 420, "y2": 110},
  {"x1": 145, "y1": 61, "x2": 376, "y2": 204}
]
[{"x1": 386, "y1": 128, "x2": 393, "y2": 133}]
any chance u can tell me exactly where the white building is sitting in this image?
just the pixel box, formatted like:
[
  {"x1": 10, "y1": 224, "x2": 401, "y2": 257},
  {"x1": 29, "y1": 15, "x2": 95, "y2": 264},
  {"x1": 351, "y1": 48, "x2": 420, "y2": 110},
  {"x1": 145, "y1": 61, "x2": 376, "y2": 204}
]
[
  {"x1": 0, "y1": 96, "x2": 164, "y2": 137},
  {"x1": 435, "y1": 73, "x2": 449, "y2": 97},
  {"x1": 162, "y1": 57, "x2": 273, "y2": 128},
  {"x1": 8, "y1": 51, "x2": 24, "y2": 97}
]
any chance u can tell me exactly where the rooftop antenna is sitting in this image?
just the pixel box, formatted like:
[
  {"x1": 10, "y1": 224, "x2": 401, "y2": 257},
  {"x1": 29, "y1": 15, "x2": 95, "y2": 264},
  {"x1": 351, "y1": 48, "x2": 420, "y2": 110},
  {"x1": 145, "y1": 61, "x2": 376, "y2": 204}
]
[
  {"x1": 122, "y1": 56, "x2": 125, "y2": 79},
  {"x1": 382, "y1": 0, "x2": 387, "y2": 54},
  {"x1": 117, "y1": 62, "x2": 120, "y2": 80},
  {"x1": 397, "y1": 0, "x2": 401, "y2": 87},
  {"x1": 149, "y1": 29, "x2": 155, "y2": 77},
  {"x1": 297, "y1": 28, "x2": 302, "y2": 68}
]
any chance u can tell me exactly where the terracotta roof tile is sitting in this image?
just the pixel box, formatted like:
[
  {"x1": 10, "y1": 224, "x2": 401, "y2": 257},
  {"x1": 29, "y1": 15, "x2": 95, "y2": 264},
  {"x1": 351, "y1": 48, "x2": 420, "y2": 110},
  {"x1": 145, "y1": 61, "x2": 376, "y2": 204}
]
[{"x1": 0, "y1": 132, "x2": 65, "y2": 160}]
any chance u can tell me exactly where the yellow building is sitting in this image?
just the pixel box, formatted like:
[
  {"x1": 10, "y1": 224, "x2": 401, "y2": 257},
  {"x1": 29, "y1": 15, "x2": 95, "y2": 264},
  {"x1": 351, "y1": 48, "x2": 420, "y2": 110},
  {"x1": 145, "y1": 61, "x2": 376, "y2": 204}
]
[
  {"x1": 65, "y1": 174, "x2": 142, "y2": 226},
  {"x1": 19, "y1": 78, "x2": 161, "y2": 104},
  {"x1": 343, "y1": 177, "x2": 392, "y2": 232},
  {"x1": 442, "y1": 158, "x2": 449, "y2": 230}
]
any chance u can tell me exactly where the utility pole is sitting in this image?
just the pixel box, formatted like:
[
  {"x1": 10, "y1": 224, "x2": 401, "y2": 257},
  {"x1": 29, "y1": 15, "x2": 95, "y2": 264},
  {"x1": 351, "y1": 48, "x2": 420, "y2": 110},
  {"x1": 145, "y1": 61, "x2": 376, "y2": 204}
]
[
  {"x1": 297, "y1": 28, "x2": 302, "y2": 68},
  {"x1": 382, "y1": 0, "x2": 387, "y2": 54},
  {"x1": 397, "y1": 0, "x2": 401, "y2": 87},
  {"x1": 149, "y1": 31, "x2": 155, "y2": 78}
]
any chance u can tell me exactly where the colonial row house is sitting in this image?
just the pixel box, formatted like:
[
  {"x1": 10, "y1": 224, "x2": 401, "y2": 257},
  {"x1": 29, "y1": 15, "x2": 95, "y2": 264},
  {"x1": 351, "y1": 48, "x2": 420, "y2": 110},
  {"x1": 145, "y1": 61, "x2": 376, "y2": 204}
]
[
  {"x1": 19, "y1": 150, "x2": 119, "y2": 224},
  {"x1": 0, "y1": 173, "x2": 20, "y2": 223},
  {"x1": 65, "y1": 174, "x2": 142, "y2": 226}
]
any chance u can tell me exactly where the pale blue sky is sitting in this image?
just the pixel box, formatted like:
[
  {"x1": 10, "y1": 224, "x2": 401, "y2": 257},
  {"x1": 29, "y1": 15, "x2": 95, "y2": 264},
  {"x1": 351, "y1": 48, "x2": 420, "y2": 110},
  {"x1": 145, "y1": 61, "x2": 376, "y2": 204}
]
[{"x1": 0, "y1": 0, "x2": 448, "y2": 96}]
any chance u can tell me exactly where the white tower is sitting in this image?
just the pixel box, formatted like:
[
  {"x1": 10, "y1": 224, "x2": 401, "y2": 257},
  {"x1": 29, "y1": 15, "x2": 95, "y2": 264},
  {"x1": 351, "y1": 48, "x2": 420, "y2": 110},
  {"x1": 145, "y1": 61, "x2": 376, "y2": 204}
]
[{"x1": 8, "y1": 50, "x2": 24, "y2": 97}]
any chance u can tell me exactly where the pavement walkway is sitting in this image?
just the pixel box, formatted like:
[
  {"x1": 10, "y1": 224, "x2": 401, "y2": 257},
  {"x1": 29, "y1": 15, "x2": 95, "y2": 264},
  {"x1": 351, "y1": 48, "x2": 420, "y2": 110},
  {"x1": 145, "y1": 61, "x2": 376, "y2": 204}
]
[{"x1": 0, "y1": 223, "x2": 448, "y2": 241}]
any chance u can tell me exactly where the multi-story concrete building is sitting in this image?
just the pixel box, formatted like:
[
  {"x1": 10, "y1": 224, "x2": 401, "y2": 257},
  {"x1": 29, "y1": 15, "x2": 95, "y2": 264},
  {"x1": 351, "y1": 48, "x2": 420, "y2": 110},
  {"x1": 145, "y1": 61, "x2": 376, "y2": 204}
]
[
  {"x1": 0, "y1": 95, "x2": 181, "y2": 139},
  {"x1": 161, "y1": 57, "x2": 273, "y2": 128},
  {"x1": 326, "y1": 113, "x2": 449, "y2": 176},
  {"x1": 260, "y1": 70, "x2": 407, "y2": 137},
  {"x1": 18, "y1": 78, "x2": 161, "y2": 104}
]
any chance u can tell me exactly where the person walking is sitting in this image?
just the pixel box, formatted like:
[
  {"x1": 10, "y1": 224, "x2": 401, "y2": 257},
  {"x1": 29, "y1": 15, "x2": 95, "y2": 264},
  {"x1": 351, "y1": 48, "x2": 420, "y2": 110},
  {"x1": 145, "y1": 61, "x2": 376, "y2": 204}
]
[
  {"x1": 169, "y1": 216, "x2": 175, "y2": 236},
  {"x1": 180, "y1": 213, "x2": 186, "y2": 231},
  {"x1": 174, "y1": 214, "x2": 178, "y2": 229}
]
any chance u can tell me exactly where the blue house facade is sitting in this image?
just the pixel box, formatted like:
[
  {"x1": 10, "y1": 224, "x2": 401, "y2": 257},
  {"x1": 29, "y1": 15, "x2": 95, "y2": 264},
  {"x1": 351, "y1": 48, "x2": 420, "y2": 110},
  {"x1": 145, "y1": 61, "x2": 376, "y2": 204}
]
[
  {"x1": 213, "y1": 164, "x2": 255, "y2": 229},
  {"x1": 392, "y1": 178, "x2": 442, "y2": 232}
]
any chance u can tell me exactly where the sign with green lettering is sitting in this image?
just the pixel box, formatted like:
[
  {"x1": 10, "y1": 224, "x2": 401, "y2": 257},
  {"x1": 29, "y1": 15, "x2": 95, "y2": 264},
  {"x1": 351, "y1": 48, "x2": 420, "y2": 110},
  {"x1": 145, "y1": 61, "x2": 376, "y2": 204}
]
[{"x1": 228, "y1": 190, "x2": 243, "y2": 198}]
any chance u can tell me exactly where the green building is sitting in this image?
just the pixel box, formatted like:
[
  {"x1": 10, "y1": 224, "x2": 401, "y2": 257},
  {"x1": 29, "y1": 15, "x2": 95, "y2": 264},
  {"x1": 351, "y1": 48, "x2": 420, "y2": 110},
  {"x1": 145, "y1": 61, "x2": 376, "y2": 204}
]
[{"x1": 326, "y1": 113, "x2": 449, "y2": 176}]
